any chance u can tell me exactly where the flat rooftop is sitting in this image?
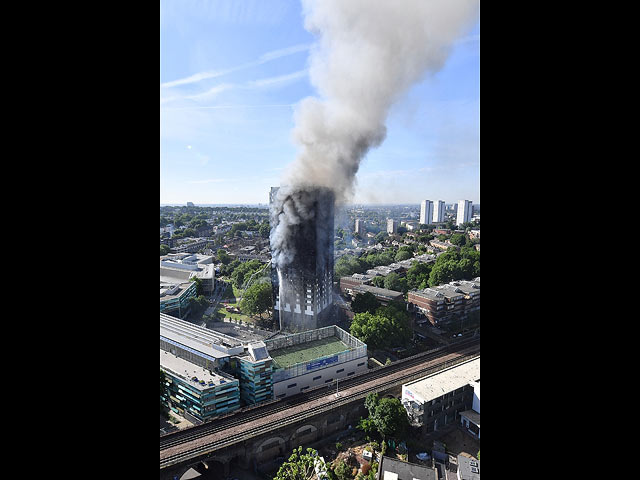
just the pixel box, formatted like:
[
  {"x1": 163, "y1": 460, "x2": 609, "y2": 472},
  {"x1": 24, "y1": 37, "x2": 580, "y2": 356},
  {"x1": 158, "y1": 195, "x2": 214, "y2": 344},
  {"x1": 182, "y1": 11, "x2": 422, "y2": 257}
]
[
  {"x1": 160, "y1": 349, "x2": 236, "y2": 390},
  {"x1": 160, "y1": 313, "x2": 243, "y2": 359},
  {"x1": 378, "y1": 456, "x2": 436, "y2": 480},
  {"x1": 404, "y1": 357, "x2": 480, "y2": 403},
  {"x1": 270, "y1": 336, "x2": 350, "y2": 370},
  {"x1": 352, "y1": 284, "x2": 403, "y2": 300}
]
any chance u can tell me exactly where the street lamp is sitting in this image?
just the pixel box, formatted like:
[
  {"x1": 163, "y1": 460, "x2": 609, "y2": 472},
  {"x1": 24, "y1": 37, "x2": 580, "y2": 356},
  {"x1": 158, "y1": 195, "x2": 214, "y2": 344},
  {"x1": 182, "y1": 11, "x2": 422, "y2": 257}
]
[{"x1": 335, "y1": 377, "x2": 340, "y2": 398}]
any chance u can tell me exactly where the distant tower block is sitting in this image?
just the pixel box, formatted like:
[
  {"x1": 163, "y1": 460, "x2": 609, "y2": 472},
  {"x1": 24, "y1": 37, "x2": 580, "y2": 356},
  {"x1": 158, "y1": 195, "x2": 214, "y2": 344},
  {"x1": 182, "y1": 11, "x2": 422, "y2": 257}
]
[
  {"x1": 433, "y1": 200, "x2": 445, "y2": 223},
  {"x1": 420, "y1": 200, "x2": 433, "y2": 225},
  {"x1": 457, "y1": 200, "x2": 473, "y2": 226},
  {"x1": 270, "y1": 186, "x2": 335, "y2": 332}
]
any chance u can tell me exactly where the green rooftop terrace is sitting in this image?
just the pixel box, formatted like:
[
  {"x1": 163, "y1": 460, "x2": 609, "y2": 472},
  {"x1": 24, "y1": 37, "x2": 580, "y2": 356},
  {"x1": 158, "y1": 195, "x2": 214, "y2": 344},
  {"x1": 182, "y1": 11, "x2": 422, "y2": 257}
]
[{"x1": 269, "y1": 336, "x2": 350, "y2": 369}]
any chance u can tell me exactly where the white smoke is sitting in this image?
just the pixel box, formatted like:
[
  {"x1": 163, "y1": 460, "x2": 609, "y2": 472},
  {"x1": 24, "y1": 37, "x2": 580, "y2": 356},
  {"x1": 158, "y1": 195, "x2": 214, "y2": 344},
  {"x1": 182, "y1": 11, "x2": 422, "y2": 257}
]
[
  {"x1": 281, "y1": 0, "x2": 480, "y2": 202},
  {"x1": 272, "y1": 0, "x2": 479, "y2": 268}
]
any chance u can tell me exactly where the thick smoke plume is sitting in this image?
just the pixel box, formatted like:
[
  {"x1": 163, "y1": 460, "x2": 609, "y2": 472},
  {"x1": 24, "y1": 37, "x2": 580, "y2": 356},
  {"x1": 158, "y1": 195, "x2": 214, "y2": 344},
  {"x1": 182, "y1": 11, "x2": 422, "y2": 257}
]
[{"x1": 271, "y1": 0, "x2": 479, "y2": 270}]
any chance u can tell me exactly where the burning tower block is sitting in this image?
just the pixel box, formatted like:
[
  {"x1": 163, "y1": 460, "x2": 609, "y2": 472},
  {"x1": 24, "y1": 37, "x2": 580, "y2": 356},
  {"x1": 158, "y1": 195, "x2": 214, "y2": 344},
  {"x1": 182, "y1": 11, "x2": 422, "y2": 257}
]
[{"x1": 270, "y1": 186, "x2": 335, "y2": 332}]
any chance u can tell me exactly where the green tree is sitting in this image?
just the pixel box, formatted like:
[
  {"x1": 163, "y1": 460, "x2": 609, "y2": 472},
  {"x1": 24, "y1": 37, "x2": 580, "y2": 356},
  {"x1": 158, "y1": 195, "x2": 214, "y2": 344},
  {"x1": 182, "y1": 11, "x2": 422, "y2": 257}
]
[
  {"x1": 383, "y1": 272, "x2": 407, "y2": 293},
  {"x1": 370, "y1": 397, "x2": 410, "y2": 439},
  {"x1": 191, "y1": 276, "x2": 203, "y2": 296},
  {"x1": 365, "y1": 392, "x2": 380, "y2": 416},
  {"x1": 356, "y1": 416, "x2": 376, "y2": 437},
  {"x1": 273, "y1": 447, "x2": 318, "y2": 480},
  {"x1": 258, "y1": 223, "x2": 270, "y2": 238},
  {"x1": 239, "y1": 281, "x2": 272, "y2": 318},
  {"x1": 231, "y1": 259, "x2": 265, "y2": 289},
  {"x1": 394, "y1": 249, "x2": 413, "y2": 262},
  {"x1": 351, "y1": 292, "x2": 380, "y2": 314},
  {"x1": 188, "y1": 295, "x2": 209, "y2": 318},
  {"x1": 350, "y1": 305, "x2": 411, "y2": 350},
  {"x1": 333, "y1": 460, "x2": 353, "y2": 480},
  {"x1": 374, "y1": 231, "x2": 387, "y2": 244},
  {"x1": 405, "y1": 262, "x2": 432, "y2": 290},
  {"x1": 160, "y1": 244, "x2": 170, "y2": 256},
  {"x1": 217, "y1": 249, "x2": 231, "y2": 265},
  {"x1": 449, "y1": 233, "x2": 466, "y2": 246}
]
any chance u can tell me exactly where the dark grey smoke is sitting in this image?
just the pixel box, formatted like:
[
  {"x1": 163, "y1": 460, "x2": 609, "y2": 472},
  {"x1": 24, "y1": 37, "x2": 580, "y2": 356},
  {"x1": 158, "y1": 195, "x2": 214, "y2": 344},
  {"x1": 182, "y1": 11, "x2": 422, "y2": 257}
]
[{"x1": 271, "y1": 0, "x2": 479, "y2": 269}]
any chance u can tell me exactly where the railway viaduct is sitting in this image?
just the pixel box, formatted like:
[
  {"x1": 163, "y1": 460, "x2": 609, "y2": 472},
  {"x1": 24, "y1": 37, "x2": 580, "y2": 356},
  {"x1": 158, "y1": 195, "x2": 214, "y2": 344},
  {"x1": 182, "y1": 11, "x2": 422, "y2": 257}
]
[
  {"x1": 160, "y1": 341, "x2": 479, "y2": 480},
  {"x1": 160, "y1": 385, "x2": 401, "y2": 480}
]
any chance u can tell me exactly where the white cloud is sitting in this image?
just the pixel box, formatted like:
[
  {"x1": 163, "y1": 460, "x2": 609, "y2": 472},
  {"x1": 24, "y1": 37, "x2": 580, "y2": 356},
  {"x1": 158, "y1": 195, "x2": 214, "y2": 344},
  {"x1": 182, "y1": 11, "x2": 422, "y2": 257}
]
[{"x1": 160, "y1": 43, "x2": 310, "y2": 89}]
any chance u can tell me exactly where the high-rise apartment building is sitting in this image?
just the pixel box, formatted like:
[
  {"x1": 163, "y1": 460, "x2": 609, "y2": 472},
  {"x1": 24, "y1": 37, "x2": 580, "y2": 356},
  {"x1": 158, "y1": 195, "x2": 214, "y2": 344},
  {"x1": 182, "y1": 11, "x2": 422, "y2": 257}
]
[
  {"x1": 433, "y1": 200, "x2": 445, "y2": 223},
  {"x1": 355, "y1": 218, "x2": 365, "y2": 235},
  {"x1": 457, "y1": 200, "x2": 473, "y2": 226},
  {"x1": 386, "y1": 218, "x2": 398, "y2": 234},
  {"x1": 420, "y1": 200, "x2": 434, "y2": 225},
  {"x1": 270, "y1": 186, "x2": 335, "y2": 333}
]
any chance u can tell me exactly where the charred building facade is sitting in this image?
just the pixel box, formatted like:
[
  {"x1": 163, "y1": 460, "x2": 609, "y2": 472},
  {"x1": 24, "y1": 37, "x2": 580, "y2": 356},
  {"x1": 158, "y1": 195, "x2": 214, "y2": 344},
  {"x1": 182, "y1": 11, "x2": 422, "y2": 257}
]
[{"x1": 269, "y1": 186, "x2": 335, "y2": 332}]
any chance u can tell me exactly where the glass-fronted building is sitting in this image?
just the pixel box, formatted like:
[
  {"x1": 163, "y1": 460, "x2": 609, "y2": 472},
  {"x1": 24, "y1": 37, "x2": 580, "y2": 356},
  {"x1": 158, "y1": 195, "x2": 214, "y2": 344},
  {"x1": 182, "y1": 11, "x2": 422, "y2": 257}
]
[
  {"x1": 160, "y1": 281, "x2": 197, "y2": 319},
  {"x1": 234, "y1": 342, "x2": 273, "y2": 405},
  {"x1": 161, "y1": 349, "x2": 240, "y2": 422}
]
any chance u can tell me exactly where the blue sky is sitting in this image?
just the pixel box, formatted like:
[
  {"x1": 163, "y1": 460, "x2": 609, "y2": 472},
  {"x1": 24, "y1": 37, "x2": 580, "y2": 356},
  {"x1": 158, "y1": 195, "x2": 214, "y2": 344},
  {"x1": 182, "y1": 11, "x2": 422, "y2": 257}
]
[{"x1": 160, "y1": 0, "x2": 479, "y2": 205}]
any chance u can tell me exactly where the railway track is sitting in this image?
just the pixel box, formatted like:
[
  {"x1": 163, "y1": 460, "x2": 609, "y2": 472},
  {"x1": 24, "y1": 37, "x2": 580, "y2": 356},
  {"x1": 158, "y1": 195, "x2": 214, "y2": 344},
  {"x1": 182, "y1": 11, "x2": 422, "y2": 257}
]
[
  {"x1": 160, "y1": 337, "x2": 478, "y2": 451},
  {"x1": 160, "y1": 339, "x2": 479, "y2": 469}
]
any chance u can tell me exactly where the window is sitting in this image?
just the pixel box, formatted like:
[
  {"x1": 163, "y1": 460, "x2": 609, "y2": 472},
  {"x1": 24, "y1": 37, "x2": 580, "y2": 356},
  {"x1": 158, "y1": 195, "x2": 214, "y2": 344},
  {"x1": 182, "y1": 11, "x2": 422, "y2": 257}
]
[
  {"x1": 325, "y1": 378, "x2": 333, "y2": 383},
  {"x1": 336, "y1": 368, "x2": 344, "y2": 373},
  {"x1": 287, "y1": 383, "x2": 297, "y2": 388},
  {"x1": 313, "y1": 375, "x2": 322, "y2": 381}
]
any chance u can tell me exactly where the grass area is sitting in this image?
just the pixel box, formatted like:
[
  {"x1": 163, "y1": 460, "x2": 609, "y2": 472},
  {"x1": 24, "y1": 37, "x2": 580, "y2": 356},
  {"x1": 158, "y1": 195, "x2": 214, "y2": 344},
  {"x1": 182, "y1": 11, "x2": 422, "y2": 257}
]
[
  {"x1": 216, "y1": 304, "x2": 255, "y2": 324},
  {"x1": 270, "y1": 336, "x2": 351, "y2": 369},
  {"x1": 232, "y1": 284, "x2": 243, "y2": 299}
]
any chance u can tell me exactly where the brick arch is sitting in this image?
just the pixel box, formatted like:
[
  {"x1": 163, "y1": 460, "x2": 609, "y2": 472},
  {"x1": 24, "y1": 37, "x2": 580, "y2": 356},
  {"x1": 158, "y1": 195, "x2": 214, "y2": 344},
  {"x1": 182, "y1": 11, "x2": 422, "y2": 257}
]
[
  {"x1": 256, "y1": 436, "x2": 286, "y2": 463},
  {"x1": 291, "y1": 424, "x2": 318, "y2": 446}
]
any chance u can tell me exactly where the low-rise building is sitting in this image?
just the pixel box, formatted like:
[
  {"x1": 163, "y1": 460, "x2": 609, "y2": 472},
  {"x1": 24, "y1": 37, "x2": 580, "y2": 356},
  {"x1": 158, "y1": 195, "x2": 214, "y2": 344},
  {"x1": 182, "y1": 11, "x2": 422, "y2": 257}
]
[
  {"x1": 265, "y1": 325, "x2": 368, "y2": 400},
  {"x1": 160, "y1": 281, "x2": 198, "y2": 319},
  {"x1": 376, "y1": 456, "x2": 437, "y2": 480},
  {"x1": 459, "y1": 379, "x2": 480, "y2": 439},
  {"x1": 160, "y1": 315, "x2": 368, "y2": 414},
  {"x1": 161, "y1": 349, "x2": 240, "y2": 422},
  {"x1": 161, "y1": 253, "x2": 216, "y2": 296},
  {"x1": 402, "y1": 357, "x2": 480, "y2": 434},
  {"x1": 407, "y1": 279, "x2": 480, "y2": 326},
  {"x1": 160, "y1": 313, "x2": 273, "y2": 409},
  {"x1": 342, "y1": 283, "x2": 404, "y2": 305},
  {"x1": 173, "y1": 238, "x2": 212, "y2": 254}
]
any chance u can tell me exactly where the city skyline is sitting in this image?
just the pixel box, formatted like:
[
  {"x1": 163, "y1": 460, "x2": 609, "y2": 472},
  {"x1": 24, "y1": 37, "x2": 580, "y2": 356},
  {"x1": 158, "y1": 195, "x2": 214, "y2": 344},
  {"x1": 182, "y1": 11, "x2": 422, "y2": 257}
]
[{"x1": 160, "y1": 0, "x2": 479, "y2": 206}]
